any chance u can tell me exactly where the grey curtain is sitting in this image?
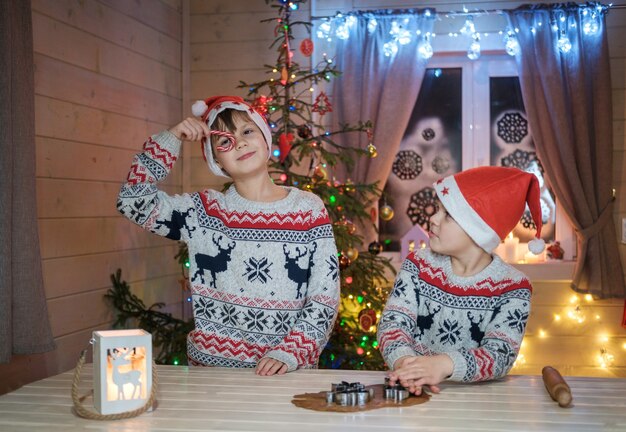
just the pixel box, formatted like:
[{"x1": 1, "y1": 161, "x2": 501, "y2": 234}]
[
  {"x1": 506, "y1": 3, "x2": 625, "y2": 298},
  {"x1": 330, "y1": 10, "x2": 435, "y2": 245},
  {"x1": 0, "y1": 0, "x2": 55, "y2": 362}
]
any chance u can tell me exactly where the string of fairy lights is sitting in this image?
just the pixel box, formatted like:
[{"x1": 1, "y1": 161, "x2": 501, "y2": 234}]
[
  {"x1": 511, "y1": 292, "x2": 625, "y2": 372},
  {"x1": 310, "y1": 2, "x2": 612, "y2": 60}
]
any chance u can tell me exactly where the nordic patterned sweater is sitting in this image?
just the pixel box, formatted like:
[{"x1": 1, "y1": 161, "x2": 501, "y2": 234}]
[
  {"x1": 116, "y1": 131, "x2": 340, "y2": 371},
  {"x1": 377, "y1": 248, "x2": 532, "y2": 382}
]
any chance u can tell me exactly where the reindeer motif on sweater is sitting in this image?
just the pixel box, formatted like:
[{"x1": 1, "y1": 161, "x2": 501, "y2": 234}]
[
  {"x1": 117, "y1": 131, "x2": 340, "y2": 372},
  {"x1": 378, "y1": 248, "x2": 532, "y2": 383}
]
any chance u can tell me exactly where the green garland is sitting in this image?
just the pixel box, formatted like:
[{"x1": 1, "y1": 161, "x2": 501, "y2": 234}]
[{"x1": 104, "y1": 269, "x2": 193, "y2": 365}]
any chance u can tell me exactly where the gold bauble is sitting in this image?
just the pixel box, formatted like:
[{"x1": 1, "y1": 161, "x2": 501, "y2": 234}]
[
  {"x1": 380, "y1": 204, "x2": 395, "y2": 221},
  {"x1": 367, "y1": 143, "x2": 378, "y2": 158},
  {"x1": 345, "y1": 247, "x2": 359, "y2": 261},
  {"x1": 344, "y1": 178, "x2": 355, "y2": 194}
]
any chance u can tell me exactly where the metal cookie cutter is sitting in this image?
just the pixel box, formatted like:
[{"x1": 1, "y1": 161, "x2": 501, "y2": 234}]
[
  {"x1": 326, "y1": 381, "x2": 375, "y2": 407},
  {"x1": 384, "y1": 377, "x2": 410, "y2": 402}
]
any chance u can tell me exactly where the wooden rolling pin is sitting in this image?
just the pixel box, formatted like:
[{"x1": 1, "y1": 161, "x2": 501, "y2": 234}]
[{"x1": 542, "y1": 366, "x2": 573, "y2": 408}]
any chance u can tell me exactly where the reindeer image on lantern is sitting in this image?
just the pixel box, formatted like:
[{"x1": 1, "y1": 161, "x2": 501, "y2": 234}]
[{"x1": 107, "y1": 347, "x2": 145, "y2": 401}]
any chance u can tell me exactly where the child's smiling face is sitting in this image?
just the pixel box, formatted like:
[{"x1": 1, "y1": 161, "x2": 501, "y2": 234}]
[
  {"x1": 211, "y1": 114, "x2": 269, "y2": 179},
  {"x1": 428, "y1": 200, "x2": 477, "y2": 257}
]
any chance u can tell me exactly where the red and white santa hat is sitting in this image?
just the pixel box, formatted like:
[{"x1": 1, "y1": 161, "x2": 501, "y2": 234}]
[
  {"x1": 433, "y1": 166, "x2": 545, "y2": 254},
  {"x1": 191, "y1": 96, "x2": 272, "y2": 177}
]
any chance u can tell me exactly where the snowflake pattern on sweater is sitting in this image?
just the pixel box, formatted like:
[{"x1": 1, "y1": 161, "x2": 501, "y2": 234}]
[
  {"x1": 377, "y1": 248, "x2": 532, "y2": 382},
  {"x1": 117, "y1": 131, "x2": 340, "y2": 371}
]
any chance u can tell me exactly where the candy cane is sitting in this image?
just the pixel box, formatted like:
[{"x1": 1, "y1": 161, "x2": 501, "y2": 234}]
[{"x1": 209, "y1": 130, "x2": 236, "y2": 152}]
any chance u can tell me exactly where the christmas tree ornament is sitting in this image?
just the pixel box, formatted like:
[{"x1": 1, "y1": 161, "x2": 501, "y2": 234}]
[
  {"x1": 343, "y1": 218, "x2": 356, "y2": 235},
  {"x1": 297, "y1": 124, "x2": 312, "y2": 139},
  {"x1": 280, "y1": 66, "x2": 289, "y2": 85},
  {"x1": 368, "y1": 241, "x2": 383, "y2": 255},
  {"x1": 312, "y1": 92, "x2": 332, "y2": 115},
  {"x1": 278, "y1": 132, "x2": 294, "y2": 163},
  {"x1": 338, "y1": 254, "x2": 351, "y2": 270},
  {"x1": 344, "y1": 178, "x2": 355, "y2": 194},
  {"x1": 365, "y1": 129, "x2": 377, "y2": 158},
  {"x1": 380, "y1": 204, "x2": 395, "y2": 221},
  {"x1": 345, "y1": 247, "x2": 359, "y2": 261},
  {"x1": 367, "y1": 143, "x2": 378, "y2": 158},
  {"x1": 358, "y1": 308, "x2": 377, "y2": 331},
  {"x1": 313, "y1": 164, "x2": 328, "y2": 181},
  {"x1": 252, "y1": 95, "x2": 273, "y2": 116},
  {"x1": 300, "y1": 38, "x2": 314, "y2": 57}
]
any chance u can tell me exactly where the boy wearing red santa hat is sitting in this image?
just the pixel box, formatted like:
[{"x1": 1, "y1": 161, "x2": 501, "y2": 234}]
[
  {"x1": 117, "y1": 96, "x2": 339, "y2": 376},
  {"x1": 378, "y1": 166, "x2": 544, "y2": 394}
]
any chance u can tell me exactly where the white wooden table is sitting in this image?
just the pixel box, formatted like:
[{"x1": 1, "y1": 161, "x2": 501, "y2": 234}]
[{"x1": 1, "y1": 365, "x2": 625, "y2": 431}]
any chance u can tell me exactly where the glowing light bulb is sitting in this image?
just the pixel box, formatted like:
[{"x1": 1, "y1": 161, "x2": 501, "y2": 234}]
[
  {"x1": 539, "y1": 329, "x2": 547, "y2": 338},
  {"x1": 557, "y1": 31, "x2": 572, "y2": 53},
  {"x1": 598, "y1": 348, "x2": 614, "y2": 368},
  {"x1": 467, "y1": 36, "x2": 481, "y2": 60},
  {"x1": 554, "y1": 314, "x2": 561, "y2": 321},
  {"x1": 418, "y1": 35, "x2": 433, "y2": 59},
  {"x1": 585, "y1": 294, "x2": 593, "y2": 302},
  {"x1": 569, "y1": 295, "x2": 579, "y2": 304},
  {"x1": 367, "y1": 18, "x2": 378, "y2": 34}
]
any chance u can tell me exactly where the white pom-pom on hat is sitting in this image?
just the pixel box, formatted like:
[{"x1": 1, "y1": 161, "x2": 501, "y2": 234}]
[
  {"x1": 528, "y1": 238, "x2": 546, "y2": 255},
  {"x1": 192, "y1": 100, "x2": 208, "y2": 117}
]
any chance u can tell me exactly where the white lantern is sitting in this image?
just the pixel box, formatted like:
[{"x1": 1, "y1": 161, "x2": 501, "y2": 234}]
[{"x1": 93, "y1": 329, "x2": 152, "y2": 415}]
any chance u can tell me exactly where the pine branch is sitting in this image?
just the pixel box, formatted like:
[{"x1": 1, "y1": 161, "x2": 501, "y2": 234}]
[{"x1": 105, "y1": 269, "x2": 193, "y2": 365}]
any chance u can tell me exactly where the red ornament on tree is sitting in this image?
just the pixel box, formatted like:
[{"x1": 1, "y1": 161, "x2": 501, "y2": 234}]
[
  {"x1": 312, "y1": 92, "x2": 332, "y2": 115},
  {"x1": 251, "y1": 95, "x2": 272, "y2": 116},
  {"x1": 338, "y1": 254, "x2": 351, "y2": 270},
  {"x1": 358, "y1": 308, "x2": 377, "y2": 331},
  {"x1": 278, "y1": 132, "x2": 294, "y2": 162},
  {"x1": 300, "y1": 38, "x2": 314, "y2": 57}
]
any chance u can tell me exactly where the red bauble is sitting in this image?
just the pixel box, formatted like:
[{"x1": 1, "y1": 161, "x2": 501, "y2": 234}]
[
  {"x1": 338, "y1": 254, "x2": 351, "y2": 270},
  {"x1": 300, "y1": 38, "x2": 314, "y2": 57},
  {"x1": 358, "y1": 308, "x2": 377, "y2": 331}
]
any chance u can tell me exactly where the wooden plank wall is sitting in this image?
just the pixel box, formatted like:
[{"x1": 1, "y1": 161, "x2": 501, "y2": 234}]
[
  {"x1": 190, "y1": 0, "x2": 626, "y2": 377},
  {"x1": 0, "y1": 0, "x2": 184, "y2": 395}
]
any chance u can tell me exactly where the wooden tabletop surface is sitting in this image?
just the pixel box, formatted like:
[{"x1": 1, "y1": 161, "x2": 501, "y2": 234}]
[{"x1": 1, "y1": 365, "x2": 625, "y2": 431}]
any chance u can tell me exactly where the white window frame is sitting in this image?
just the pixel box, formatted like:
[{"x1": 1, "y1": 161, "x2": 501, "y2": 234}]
[{"x1": 423, "y1": 54, "x2": 576, "y2": 262}]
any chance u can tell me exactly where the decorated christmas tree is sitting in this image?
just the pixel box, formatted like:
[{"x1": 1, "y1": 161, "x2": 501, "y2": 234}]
[{"x1": 107, "y1": 0, "x2": 395, "y2": 370}]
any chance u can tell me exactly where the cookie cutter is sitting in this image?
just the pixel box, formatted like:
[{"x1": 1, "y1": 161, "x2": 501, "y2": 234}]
[
  {"x1": 325, "y1": 381, "x2": 374, "y2": 406},
  {"x1": 324, "y1": 379, "x2": 410, "y2": 406},
  {"x1": 384, "y1": 377, "x2": 410, "y2": 402}
]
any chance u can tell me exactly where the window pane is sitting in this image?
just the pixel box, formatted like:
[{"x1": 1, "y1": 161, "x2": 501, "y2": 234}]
[
  {"x1": 489, "y1": 77, "x2": 556, "y2": 243},
  {"x1": 380, "y1": 68, "x2": 462, "y2": 251}
]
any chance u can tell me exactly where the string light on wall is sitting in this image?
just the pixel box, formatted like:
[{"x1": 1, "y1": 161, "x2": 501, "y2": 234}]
[{"x1": 313, "y1": 3, "x2": 611, "y2": 60}]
